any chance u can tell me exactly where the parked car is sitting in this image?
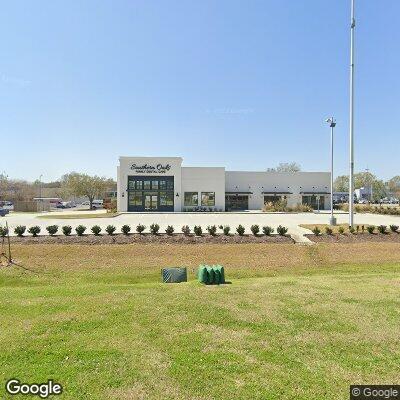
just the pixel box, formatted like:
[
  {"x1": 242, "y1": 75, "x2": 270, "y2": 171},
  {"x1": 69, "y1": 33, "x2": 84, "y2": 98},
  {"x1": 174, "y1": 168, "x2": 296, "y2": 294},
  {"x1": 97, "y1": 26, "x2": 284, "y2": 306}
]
[
  {"x1": 0, "y1": 208, "x2": 10, "y2": 217},
  {"x1": 91, "y1": 200, "x2": 103, "y2": 209}
]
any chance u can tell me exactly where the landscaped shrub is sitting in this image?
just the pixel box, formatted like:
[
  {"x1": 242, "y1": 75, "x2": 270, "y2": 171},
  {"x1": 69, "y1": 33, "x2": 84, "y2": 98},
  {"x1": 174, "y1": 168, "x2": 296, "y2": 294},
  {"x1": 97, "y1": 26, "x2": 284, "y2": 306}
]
[
  {"x1": 150, "y1": 223, "x2": 160, "y2": 235},
  {"x1": 0, "y1": 226, "x2": 9, "y2": 237},
  {"x1": 62, "y1": 225, "x2": 72, "y2": 236},
  {"x1": 46, "y1": 225, "x2": 58, "y2": 236},
  {"x1": 194, "y1": 225, "x2": 203, "y2": 236},
  {"x1": 236, "y1": 225, "x2": 245, "y2": 236},
  {"x1": 28, "y1": 226, "x2": 41, "y2": 237},
  {"x1": 348, "y1": 226, "x2": 355, "y2": 234},
  {"x1": 75, "y1": 225, "x2": 87, "y2": 236},
  {"x1": 325, "y1": 226, "x2": 333, "y2": 235},
  {"x1": 223, "y1": 226, "x2": 230, "y2": 235},
  {"x1": 105, "y1": 225, "x2": 116, "y2": 235},
  {"x1": 91, "y1": 225, "x2": 102, "y2": 236},
  {"x1": 207, "y1": 225, "x2": 217, "y2": 236},
  {"x1": 312, "y1": 226, "x2": 321, "y2": 236},
  {"x1": 262, "y1": 226, "x2": 274, "y2": 236},
  {"x1": 121, "y1": 225, "x2": 131, "y2": 235},
  {"x1": 377, "y1": 225, "x2": 387, "y2": 234},
  {"x1": 390, "y1": 224, "x2": 399, "y2": 233},
  {"x1": 366, "y1": 225, "x2": 375, "y2": 234},
  {"x1": 14, "y1": 225, "x2": 26, "y2": 237},
  {"x1": 338, "y1": 226, "x2": 345, "y2": 234},
  {"x1": 181, "y1": 225, "x2": 191, "y2": 235},
  {"x1": 250, "y1": 224, "x2": 260, "y2": 236},
  {"x1": 277, "y1": 225, "x2": 288, "y2": 236},
  {"x1": 165, "y1": 225, "x2": 174, "y2": 235},
  {"x1": 136, "y1": 224, "x2": 146, "y2": 234}
]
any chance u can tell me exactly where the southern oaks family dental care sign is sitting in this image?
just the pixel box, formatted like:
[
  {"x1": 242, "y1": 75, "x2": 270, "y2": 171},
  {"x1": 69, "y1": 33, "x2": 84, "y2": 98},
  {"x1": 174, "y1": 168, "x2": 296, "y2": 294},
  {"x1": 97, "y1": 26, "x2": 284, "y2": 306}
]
[{"x1": 130, "y1": 164, "x2": 171, "y2": 174}]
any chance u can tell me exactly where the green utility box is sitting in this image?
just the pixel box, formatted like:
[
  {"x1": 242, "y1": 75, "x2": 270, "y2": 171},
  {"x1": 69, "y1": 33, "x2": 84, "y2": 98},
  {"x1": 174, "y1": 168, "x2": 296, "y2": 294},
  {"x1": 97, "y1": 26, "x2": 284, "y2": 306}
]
[{"x1": 197, "y1": 264, "x2": 226, "y2": 285}]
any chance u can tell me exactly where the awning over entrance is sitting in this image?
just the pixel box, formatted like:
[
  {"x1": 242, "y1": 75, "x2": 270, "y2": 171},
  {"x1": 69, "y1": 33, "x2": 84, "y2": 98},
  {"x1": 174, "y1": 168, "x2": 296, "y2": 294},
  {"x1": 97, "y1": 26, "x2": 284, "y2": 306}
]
[
  {"x1": 225, "y1": 192, "x2": 253, "y2": 195},
  {"x1": 262, "y1": 191, "x2": 292, "y2": 195},
  {"x1": 300, "y1": 191, "x2": 330, "y2": 195}
]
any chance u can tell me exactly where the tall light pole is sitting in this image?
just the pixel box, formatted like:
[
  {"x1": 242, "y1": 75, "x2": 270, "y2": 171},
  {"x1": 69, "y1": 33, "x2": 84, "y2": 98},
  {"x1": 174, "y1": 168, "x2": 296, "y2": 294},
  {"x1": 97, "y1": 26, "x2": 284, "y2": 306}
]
[
  {"x1": 39, "y1": 174, "x2": 43, "y2": 198},
  {"x1": 326, "y1": 117, "x2": 336, "y2": 225},
  {"x1": 349, "y1": 0, "x2": 356, "y2": 227}
]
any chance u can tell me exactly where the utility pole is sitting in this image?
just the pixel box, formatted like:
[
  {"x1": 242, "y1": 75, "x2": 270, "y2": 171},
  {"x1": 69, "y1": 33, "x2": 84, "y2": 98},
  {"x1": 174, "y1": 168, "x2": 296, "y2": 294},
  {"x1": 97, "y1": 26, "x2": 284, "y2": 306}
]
[{"x1": 349, "y1": 0, "x2": 356, "y2": 227}]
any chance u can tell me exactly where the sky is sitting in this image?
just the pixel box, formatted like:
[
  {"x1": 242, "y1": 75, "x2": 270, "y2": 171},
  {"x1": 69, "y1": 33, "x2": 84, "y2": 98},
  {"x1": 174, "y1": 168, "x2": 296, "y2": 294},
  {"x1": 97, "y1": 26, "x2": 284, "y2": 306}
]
[{"x1": 1, "y1": 0, "x2": 399, "y2": 182}]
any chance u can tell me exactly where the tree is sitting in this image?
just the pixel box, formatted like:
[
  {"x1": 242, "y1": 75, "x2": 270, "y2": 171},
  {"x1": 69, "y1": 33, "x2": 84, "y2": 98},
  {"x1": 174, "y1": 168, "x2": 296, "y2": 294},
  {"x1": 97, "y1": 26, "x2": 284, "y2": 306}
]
[
  {"x1": 267, "y1": 162, "x2": 301, "y2": 173},
  {"x1": 61, "y1": 173, "x2": 114, "y2": 209},
  {"x1": 388, "y1": 176, "x2": 400, "y2": 198},
  {"x1": 334, "y1": 175, "x2": 349, "y2": 192}
]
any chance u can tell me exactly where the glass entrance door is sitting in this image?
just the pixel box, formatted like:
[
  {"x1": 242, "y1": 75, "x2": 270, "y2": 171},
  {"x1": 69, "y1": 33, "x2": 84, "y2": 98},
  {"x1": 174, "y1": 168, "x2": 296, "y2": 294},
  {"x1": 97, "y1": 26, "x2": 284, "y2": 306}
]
[{"x1": 144, "y1": 194, "x2": 158, "y2": 211}]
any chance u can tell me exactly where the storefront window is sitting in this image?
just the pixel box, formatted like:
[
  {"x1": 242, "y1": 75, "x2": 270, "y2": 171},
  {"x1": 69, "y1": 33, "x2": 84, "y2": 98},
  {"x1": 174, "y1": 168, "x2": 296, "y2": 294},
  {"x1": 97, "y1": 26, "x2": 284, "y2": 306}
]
[
  {"x1": 136, "y1": 180, "x2": 143, "y2": 190},
  {"x1": 201, "y1": 192, "x2": 215, "y2": 206},
  {"x1": 128, "y1": 180, "x2": 135, "y2": 190},
  {"x1": 152, "y1": 180, "x2": 159, "y2": 190},
  {"x1": 159, "y1": 180, "x2": 166, "y2": 190},
  {"x1": 144, "y1": 180, "x2": 151, "y2": 190},
  {"x1": 264, "y1": 195, "x2": 281, "y2": 204},
  {"x1": 184, "y1": 192, "x2": 198, "y2": 207}
]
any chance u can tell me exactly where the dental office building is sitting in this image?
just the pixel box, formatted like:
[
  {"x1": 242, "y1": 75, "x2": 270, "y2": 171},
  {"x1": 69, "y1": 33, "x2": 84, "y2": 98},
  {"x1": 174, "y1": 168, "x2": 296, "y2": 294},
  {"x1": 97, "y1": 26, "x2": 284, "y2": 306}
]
[{"x1": 117, "y1": 157, "x2": 331, "y2": 212}]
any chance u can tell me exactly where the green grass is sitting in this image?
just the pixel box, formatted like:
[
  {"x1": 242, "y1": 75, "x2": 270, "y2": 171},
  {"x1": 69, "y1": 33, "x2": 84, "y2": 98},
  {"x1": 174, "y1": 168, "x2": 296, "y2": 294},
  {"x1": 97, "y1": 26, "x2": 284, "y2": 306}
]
[{"x1": 0, "y1": 243, "x2": 399, "y2": 399}]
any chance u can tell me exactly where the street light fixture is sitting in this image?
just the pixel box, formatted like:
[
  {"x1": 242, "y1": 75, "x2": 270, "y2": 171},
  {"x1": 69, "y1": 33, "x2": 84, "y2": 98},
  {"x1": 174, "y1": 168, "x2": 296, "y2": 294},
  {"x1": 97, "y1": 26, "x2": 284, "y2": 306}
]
[{"x1": 326, "y1": 117, "x2": 336, "y2": 226}]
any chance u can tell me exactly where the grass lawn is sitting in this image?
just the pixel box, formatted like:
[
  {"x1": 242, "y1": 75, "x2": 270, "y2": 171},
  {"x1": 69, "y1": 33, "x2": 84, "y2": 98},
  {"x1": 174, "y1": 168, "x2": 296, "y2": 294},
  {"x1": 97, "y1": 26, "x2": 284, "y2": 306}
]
[
  {"x1": 1, "y1": 243, "x2": 399, "y2": 399},
  {"x1": 38, "y1": 212, "x2": 120, "y2": 219}
]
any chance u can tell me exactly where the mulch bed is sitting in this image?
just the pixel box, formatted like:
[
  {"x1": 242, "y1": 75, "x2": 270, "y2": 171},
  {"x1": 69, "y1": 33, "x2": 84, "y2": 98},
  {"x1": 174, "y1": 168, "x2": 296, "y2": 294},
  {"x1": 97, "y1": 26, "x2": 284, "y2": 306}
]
[
  {"x1": 7, "y1": 233, "x2": 294, "y2": 245},
  {"x1": 306, "y1": 232, "x2": 400, "y2": 243}
]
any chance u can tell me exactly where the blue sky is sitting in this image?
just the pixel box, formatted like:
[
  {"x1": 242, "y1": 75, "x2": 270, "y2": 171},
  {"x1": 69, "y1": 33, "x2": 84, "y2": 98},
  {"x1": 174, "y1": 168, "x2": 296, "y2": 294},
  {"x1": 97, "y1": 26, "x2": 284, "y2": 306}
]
[{"x1": 1, "y1": 0, "x2": 399, "y2": 182}]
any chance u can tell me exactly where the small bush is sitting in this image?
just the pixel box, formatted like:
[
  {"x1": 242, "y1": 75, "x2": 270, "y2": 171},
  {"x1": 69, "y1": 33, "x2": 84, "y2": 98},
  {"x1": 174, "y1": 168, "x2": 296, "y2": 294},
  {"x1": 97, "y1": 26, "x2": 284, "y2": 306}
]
[
  {"x1": 75, "y1": 225, "x2": 87, "y2": 236},
  {"x1": 250, "y1": 224, "x2": 260, "y2": 236},
  {"x1": 325, "y1": 226, "x2": 333, "y2": 235},
  {"x1": 105, "y1": 225, "x2": 116, "y2": 235},
  {"x1": 91, "y1": 225, "x2": 102, "y2": 235},
  {"x1": 312, "y1": 226, "x2": 321, "y2": 236},
  {"x1": 194, "y1": 225, "x2": 203, "y2": 236},
  {"x1": 361, "y1": 225, "x2": 365, "y2": 233},
  {"x1": 277, "y1": 225, "x2": 288, "y2": 236},
  {"x1": 338, "y1": 226, "x2": 345, "y2": 234},
  {"x1": 28, "y1": 226, "x2": 41, "y2": 237},
  {"x1": 46, "y1": 225, "x2": 58, "y2": 236},
  {"x1": 377, "y1": 225, "x2": 387, "y2": 234},
  {"x1": 136, "y1": 224, "x2": 146, "y2": 234},
  {"x1": 150, "y1": 223, "x2": 160, "y2": 235},
  {"x1": 390, "y1": 224, "x2": 399, "y2": 233},
  {"x1": 62, "y1": 225, "x2": 72, "y2": 236},
  {"x1": 181, "y1": 225, "x2": 191, "y2": 235},
  {"x1": 121, "y1": 225, "x2": 131, "y2": 235},
  {"x1": 207, "y1": 225, "x2": 217, "y2": 236},
  {"x1": 262, "y1": 226, "x2": 274, "y2": 236},
  {"x1": 0, "y1": 226, "x2": 9, "y2": 237},
  {"x1": 223, "y1": 226, "x2": 231, "y2": 235},
  {"x1": 165, "y1": 225, "x2": 174, "y2": 235},
  {"x1": 366, "y1": 225, "x2": 375, "y2": 234},
  {"x1": 348, "y1": 226, "x2": 355, "y2": 234},
  {"x1": 236, "y1": 225, "x2": 245, "y2": 236},
  {"x1": 218, "y1": 225, "x2": 224, "y2": 230},
  {"x1": 14, "y1": 225, "x2": 26, "y2": 237}
]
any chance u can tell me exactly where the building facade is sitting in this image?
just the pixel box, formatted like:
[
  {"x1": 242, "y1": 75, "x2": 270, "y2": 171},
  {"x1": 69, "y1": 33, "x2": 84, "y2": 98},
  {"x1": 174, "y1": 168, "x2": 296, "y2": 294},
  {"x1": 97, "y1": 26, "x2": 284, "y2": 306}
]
[{"x1": 117, "y1": 157, "x2": 331, "y2": 212}]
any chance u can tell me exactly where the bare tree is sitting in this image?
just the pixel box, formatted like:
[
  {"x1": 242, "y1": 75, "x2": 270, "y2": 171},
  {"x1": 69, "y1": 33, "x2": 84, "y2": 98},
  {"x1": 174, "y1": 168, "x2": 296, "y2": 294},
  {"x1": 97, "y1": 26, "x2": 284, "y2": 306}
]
[
  {"x1": 61, "y1": 172, "x2": 114, "y2": 209},
  {"x1": 267, "y1": 162, "x2": 301, "y2": 173}
]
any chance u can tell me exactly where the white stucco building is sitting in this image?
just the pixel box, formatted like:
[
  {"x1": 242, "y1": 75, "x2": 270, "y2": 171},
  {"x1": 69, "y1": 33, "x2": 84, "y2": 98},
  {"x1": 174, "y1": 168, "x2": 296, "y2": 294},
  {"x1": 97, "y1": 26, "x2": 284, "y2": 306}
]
[{"x1": 117, "y1": 157, "x2": 331, "y2": 212}]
